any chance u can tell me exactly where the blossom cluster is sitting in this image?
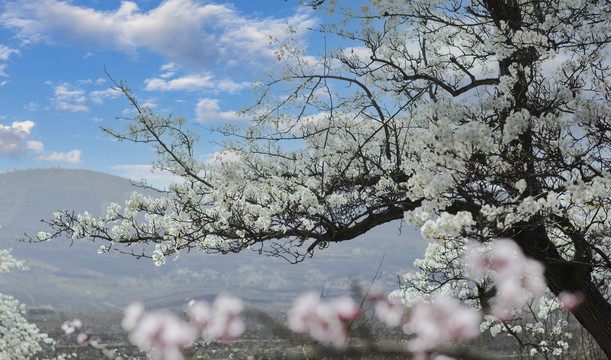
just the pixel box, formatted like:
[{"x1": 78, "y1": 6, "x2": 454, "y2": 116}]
[
  {"x1": 57, "y1": 237, "x2": 594, "y2": 360},
  {"x1": 396, "y1": 234, "x2": 589, "y2": 357},
  {"x1": 120, "y1": 294, "x2": 244, "y2": 360},
  {"x1": 403, "y1": 295, "x2": 482, "y2": 360},
  {"x1": 368, "y1": 284, "x2": 482, "y2": 359},
  {"x1": 0, "y1": 248, "x2": 71, "y2": 360},
  {"x1": 61, "y1": 318, "x2": 121, "y2": 359},
  {"x1": 286, "y1": 292, "x2": 360, "y2": 349},
  {"x1": 285, "y1": 286, "x2": 482, "y2": 360}
]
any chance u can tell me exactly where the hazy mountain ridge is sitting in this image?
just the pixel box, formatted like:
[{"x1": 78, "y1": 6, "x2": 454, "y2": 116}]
[
  {"x1": 0, "y1": 168, "x2": 426, "y2": 312},
  {"x1": 0, "y1": 168, "x2": 135, "y2": 233}
]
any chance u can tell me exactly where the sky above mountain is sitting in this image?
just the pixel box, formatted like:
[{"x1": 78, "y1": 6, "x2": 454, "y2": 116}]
[{"x1": 0, "y1": 0, "x2": 330, "y2": 186}]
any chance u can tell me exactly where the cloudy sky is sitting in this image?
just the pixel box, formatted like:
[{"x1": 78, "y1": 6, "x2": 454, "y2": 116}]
[{"x1": 0, "y1": 0, "x2": 320, "y2": 185}]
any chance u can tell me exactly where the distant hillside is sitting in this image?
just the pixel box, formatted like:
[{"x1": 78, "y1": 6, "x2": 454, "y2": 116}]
[
  {"x1": 0, "y1": 168, "x2": 136, "y2": 235},
  {"x1": 0, "y1": 168, "x2": 427, "y2": 312}
]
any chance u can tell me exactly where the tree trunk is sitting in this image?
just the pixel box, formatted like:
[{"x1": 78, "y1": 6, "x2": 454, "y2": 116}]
[
  {"x1": 554, "y1": 276, "x2": 611, "y2": 358},
  {"x1": 514, "y1": 225, "x2": 611, "y2": 358}
]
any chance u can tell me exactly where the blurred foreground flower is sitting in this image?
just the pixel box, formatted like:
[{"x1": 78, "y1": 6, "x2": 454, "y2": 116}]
[
  {"x1": 187, "y1": 293, "x2": 245, "y2": 341},
  {"x1": 287, "y1": 292, "x2": 360, "y2": 349},
  {"x1": 61, "y1": 319, "x2": 82, "y2": 335},
  {"x1": 403, "y1": 295, "x2": 482, "y2": 360},
  {"x1": 367, "y1": 284, "x2": 405, "y2": 327},
  {"x1": 122, "y1": 303, "x2": 196, "y2": 360},
  {"x1": 122, "y1": 294, "x2": 244, "y2": 360},
  {"x1": 558, "y1": 291, "x2": 585, "y2": 311},
  {"x1": 464, "y1": 239, "x2": 546, "y2": 320}
]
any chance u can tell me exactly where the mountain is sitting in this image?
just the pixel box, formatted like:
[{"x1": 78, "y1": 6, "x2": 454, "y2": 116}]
[{"x1": 0, "y1": 168, "x2": 427, "y2": 312}]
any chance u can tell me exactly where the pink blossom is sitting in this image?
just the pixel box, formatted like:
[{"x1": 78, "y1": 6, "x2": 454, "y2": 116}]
[
  {"x1": 492, "y1": 279, "x2": 529, "y2": 321},
  {"x1": 61, "y1": 319, "x2": 82, "y2": 335},
  {"x1": 287, "y1": 292, "x2": 320, "y2": 333},
  {"x1": 464, "y1": 239, "x2": 546, "y2": 321},
  {"x1": 208, "y1": 294, "x2": 245, "y2": 340},
  {"x1": 331, "y1": 296, "x2": 360, "y2": 322},
  {"x1": 122, "y1": 302, "x2": 145, "y2": 332},
  {"x1": 558, "y1": 291, "x2": 585, "y2": 311},
  {"x1": 463, "y1": 242, "x2": 489, "y2": 279},
  {"x1": 186, "y1": 301, "x2": 212, "y2": 335},
  {"x1": 403, "y1": 295, "x2": 481, "y2": 359},
  {"x1": 367, "y1": 284, "x2": 405, "y2": 327},
  {"x1": 76, "y1": 332, "x2": 89, "y2": 345},
  {"x1": 287, "y1": 292, "x2": 360, "y2": 349},
  {"x1": 374, "y1": 299, "x2": 405, "y2": 327},
  {"x1": 122, "y1": 304, "x2": 196, "y2": 360},
  {"x1": 187, "y1": 294, "x2": 245, "y2": 341},
  {"x1": 366, "y1": 283, "x2": 386, "y2": 302}
]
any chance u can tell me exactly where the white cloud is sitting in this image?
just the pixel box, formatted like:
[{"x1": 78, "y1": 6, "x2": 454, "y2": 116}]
[
  {"x1": 23, "y1": 102, "x2": 39, "y2": 111},
  {"x1": 0, "y1": 0, "x2": 316, "y2": 69},
  {"x1": 112, "y1": 164, "x2": 183, "y2": 188},
  {"x1": 0, "y1": 45, "x2": 18, "y2": 79},
  {"x1": 342, "y1": 46, "x2": 373, "y2": 61},
  {"x1": 160, "y1": 63, "x2": 177, "y2": 71},
  {"x1": 217, "y1": 10, "x2": 316, "y2": 67},
  {"x1": 121, "y1": 98, "x2": 157, "y2": 115},
  {"x1": 141, "y1": 100, "x2": 158, "y2": 109},
  {"x1": 0, "y1": 120, "x2": 35, "y2": 156},
  {"x1": 215, "y1": 79, "x2": 252, "y2": 94},
  {"x1": 20, "y1": 137, "x2": 82, "y2": 164},
  {"x1": 293, "y1": 112, "x2": 331, "y2": 134},
  {"x1": 26, "y1": 140, "x2": 43, "y2": 153},
  {"x1": 36, "y1": 149, "x2": 81, "y2": 164},
  {"x1": 144, "y1": 73, "x2": 250, "y2": 94},
  {"x1": 144, "y1": 73, "x2": 213, "y2": 91},
  {"x1": 50, "y1": 81, "x2": 121, "y2": 111},
  {"x1": 205, "y1": 149, "x2": 241, "y2": 165},
  {"x1": 121, "y1": 107, "x2": 137, "y2": 116},
  {"x1": 76, "y1": 78, "x2": 95, "y2": 85},
  {"x1": 0, "y1": 44, "x2": 19, "y2": 60},
  {"x1": 89, "y1": 87, "x2": 120, "y2": 104},
  {"x1": 0, "y1": 120, "x2": 81, "y2": 163},
  {"x1": 52, "y1": 84, "x2": 89, "y2": 112},
  {"x1": 195, "y1": 98, "x2": 241, "y2": 123},
  {"x1": 0, "y1": 44, "x2": 20, "y2": 77}
]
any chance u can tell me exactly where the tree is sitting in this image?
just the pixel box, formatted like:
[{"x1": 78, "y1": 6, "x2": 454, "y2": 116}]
[
  {"x1": 0, "y1": 249, "x2": 71, "y2": 360},
  {"x1": 39, "y1": 0, "x2": 611, "y2": 356}
]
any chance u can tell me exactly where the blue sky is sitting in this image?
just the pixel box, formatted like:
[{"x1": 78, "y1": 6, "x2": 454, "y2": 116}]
[{"x1": 0, "y1": 0, "x2": 323, "y2": 185}]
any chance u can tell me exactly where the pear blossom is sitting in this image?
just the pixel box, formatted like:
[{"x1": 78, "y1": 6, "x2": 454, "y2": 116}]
[{"x1": 0, "y1": 249, "x2": 67, "y2": 359}]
